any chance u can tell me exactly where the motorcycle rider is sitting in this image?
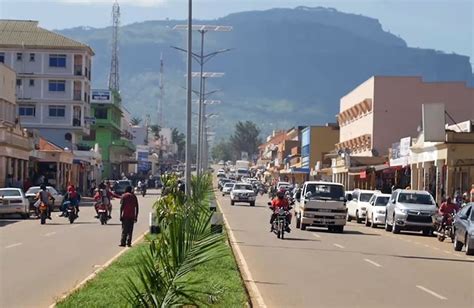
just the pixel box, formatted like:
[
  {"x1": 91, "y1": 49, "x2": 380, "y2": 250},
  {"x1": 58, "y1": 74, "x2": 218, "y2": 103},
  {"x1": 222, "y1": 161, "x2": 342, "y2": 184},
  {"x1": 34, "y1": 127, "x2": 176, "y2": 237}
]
[
  {"x1": 60, "y1": 185, "x2": 80, "y2": 217},
  {"x1": 94, "y1": 182, "x2": 120, "y2": 219},
  {"x1": 438, "y1": 196, "x2": 460, "y2": 226},
  {"x1": 36, "y1": 184, "x2": 54, "y2": 220},
  {"x1": 270, "y1": 189, "x2": 292, "y2": 232}
]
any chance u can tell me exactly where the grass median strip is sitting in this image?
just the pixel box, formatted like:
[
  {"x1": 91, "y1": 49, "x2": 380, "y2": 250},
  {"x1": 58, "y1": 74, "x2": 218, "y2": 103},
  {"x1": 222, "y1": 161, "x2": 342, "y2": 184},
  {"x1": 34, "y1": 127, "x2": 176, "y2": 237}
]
[{"x1": 57, "y1": 232, "x2": 248, "y2": 308}]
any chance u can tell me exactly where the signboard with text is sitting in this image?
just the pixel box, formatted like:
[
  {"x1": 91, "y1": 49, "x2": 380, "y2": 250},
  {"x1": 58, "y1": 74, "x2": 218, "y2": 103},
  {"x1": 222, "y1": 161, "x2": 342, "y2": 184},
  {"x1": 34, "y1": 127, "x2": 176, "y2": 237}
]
[{"x1": 91, "y1": 89, "x2": 112, "y2": 103}]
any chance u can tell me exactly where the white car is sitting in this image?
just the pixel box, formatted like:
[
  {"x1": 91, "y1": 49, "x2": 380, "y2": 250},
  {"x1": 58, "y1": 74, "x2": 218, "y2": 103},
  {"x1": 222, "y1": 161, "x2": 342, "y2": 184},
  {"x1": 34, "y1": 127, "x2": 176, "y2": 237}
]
[
  {"x1": 365, "y1": 193, "x2": 391, "y2": 228},
  {"x1": 25, "y1": 186, "x2": 64, "y2": 211},
  {"x1": 0, "y1": 188, "x2": 30, "y2": 219},
  {"x1": 346, "y1": 189, "x2": 380, "y2": 223},
  {"x1": 230, "y1": 183, "x2": 256, "y2": 206},
  {"x1": 222, "y1": 182, "x2": 234, "y2": 196},
  {"x1": 277, "y1": 181, "x2": 291, "y2": 191}
]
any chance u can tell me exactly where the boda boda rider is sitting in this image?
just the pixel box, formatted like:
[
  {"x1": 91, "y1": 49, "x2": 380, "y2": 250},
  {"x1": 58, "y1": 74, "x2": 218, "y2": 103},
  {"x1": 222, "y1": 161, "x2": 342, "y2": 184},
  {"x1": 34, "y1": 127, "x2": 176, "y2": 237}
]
[
  {"x1": 270, "y1": 189, "x2": 292, "y2": 232},
  {"x1": 94, "y1": 182, "x2": 120, "y2": 219}
]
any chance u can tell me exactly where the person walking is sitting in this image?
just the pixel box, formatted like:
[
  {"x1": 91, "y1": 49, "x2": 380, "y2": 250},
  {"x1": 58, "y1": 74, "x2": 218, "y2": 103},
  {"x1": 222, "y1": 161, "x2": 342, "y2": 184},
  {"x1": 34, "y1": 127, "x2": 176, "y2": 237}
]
[{"x1": 119, "y1": 186, "x2": 139, "y2": 247}]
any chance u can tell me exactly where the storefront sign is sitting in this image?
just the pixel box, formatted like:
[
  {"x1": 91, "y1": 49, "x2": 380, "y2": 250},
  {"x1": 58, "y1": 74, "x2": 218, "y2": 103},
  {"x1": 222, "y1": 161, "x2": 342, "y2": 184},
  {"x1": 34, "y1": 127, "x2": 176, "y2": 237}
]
[
  {"x1": 91, "y1": 89, "x2": 112, "y2": 103},
  {"x1": 399, "y1": 137, "x2": 411, "y2": 156},
  {"x1": 360, "y1": 171, "x2": 367, "y2": 179}
]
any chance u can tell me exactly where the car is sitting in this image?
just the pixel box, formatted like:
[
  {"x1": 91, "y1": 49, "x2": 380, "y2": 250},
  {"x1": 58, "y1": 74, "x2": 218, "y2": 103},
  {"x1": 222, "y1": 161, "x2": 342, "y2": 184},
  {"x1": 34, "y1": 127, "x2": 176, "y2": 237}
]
[
  {"x1": 230, "y1": 183, "x2": 256, "y2": 206},
  {"x1": 385, "y1": 189, "x2": 437, "y2": 236},
  {"x1": 216, "y1": 173, "x2": 226, "y2": 179},
  {"x1": 453, "y1": 203, "x2": 474, "y2": 255},
  {"x1": 345, "y1": 190, "x2": 353, "y2": 201},
  {"x1": 222, "y1": 182, "x2": 235, "y2": 196},
  {"x1": 114, "y1": 180, "x2": 133, "y2": 195},
  {"x1": 0, "y1": 188, "x2": 30, "y2": 218},
  {"x1": 277, "y1": 181, "x2": 291, "y2": 191},
  {"x1": 218, "y1": 160, "x2": 225, "y2": 166},
  {"x1": 346, "y1": 189, "x2": 379, "y2": 223},
  {"x1": 25, "y1": 186, "x2": 64, "y2": 211},
  {"x1": 218, "y1": 178, "x2": 232, "y2": 190},
  {"x1": 365, "y1": 193, "x2": 391, "y2": 228}
]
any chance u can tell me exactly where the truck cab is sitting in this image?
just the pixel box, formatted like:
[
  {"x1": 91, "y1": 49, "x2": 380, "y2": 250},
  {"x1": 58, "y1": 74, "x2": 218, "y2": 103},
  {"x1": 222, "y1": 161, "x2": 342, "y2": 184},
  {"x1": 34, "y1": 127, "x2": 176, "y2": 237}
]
[{"x1": 294, "y1": 181, "x2": 347, "y2": 233}]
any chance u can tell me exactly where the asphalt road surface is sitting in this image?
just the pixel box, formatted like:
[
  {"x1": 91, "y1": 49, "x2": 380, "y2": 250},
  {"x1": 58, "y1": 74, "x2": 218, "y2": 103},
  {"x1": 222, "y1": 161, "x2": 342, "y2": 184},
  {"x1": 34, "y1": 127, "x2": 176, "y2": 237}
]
[
  {"x1": 215, "y1": 189, "x2": 474, "y2": 308},
  {"x1": 0, "y1": 190, "x2": 157, "y2": 308}
]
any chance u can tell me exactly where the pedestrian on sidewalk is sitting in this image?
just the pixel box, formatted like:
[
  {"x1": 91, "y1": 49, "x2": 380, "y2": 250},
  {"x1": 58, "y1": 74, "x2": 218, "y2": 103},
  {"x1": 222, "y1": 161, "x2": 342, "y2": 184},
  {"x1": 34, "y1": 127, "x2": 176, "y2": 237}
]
[{"x1": 119, "y1": 185, "x2": 139, "y2": 247}]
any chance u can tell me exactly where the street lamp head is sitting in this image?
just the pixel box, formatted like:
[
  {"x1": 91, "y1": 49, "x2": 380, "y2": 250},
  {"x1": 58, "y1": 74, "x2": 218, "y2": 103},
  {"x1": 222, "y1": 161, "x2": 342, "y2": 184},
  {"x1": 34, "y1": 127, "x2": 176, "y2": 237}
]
[{"x1": 173, "y1": 25, "x2": 233, "y2": 32}]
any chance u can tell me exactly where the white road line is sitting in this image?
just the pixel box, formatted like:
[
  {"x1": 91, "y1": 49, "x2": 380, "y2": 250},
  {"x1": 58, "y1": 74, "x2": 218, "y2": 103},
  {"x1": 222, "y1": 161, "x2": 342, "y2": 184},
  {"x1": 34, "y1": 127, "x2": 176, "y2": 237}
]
[
  {"x1": 312, "y1": 233, "x2": 321, "y2": 238},
  {"x1": 5, "y1": 243, "x2": 22, "y2": 249},
  {"x1": 416, "y1": 285, "x2": 447, "y2": 300},
  {"x1": 364, "y1": 258, "x2": 382, "y2": 268},
  {"x1": 71, "y1": 224, "x2": 81, "y2": 228},
  {"x1": 424, "y1": 244, "x2": 430, "y2": 248},
  {"x1": 333, "y1": 243, "x2": 345, "y2": 249},
  {"x1": 44, "y1": 232, "x2": 56, "y2": 237}
]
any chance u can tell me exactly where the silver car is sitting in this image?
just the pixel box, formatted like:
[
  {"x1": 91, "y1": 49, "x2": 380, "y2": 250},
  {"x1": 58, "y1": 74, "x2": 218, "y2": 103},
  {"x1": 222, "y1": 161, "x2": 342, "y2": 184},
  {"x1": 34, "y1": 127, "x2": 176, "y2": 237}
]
[
  {"x1": 0, "y1": 188, "x2": 30, "y2": 218},
  {"x1": 453, "y1": 203, "x2": 474, "y2": 255},
  {"x1": 385, "y1": 189, "x2": 437, "y2": 235},
  {"x1": 25, "y1": 186, "x2": 64, "y2": 211},
  {"x1": 222, "y1": 182, "x2": 234, "y2": 196}
]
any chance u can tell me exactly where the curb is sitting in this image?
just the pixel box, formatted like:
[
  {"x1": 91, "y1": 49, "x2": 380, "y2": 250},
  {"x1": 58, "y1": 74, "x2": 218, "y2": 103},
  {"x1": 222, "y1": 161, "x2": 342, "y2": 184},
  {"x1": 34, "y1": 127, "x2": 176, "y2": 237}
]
[
  {"x1": 214, "y1": 192, "x2": 267, "y2": 308},
  {"x1": 49, "y1": 230, "x2": 149, "y2": 308}
]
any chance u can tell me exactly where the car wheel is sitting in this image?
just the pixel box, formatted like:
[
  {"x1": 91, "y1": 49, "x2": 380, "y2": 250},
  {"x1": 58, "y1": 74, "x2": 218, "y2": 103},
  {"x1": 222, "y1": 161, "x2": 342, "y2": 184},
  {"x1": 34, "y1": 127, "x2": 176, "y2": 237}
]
[
  {"x1": 301, "y1": 223, "x2": 307, "y2": 231},
  {"x1": 296, "y1": 214, "x2": 301, "y2": 229},
  {"x1": 346, "y1": 212, "x2": 352, "y2": 222},
  {"x1": 328, "y1": 226, "x2": 334, "y2": 232},
  {"x1": 21, "y1": 212, "x2": 30, "y2": 219},
  {"x1": 453, "y1": 232, "x2": 463, "y2": 251},
  {"x1": 466, "y1": 234, "x2": 474, "y2": 256},
  {"x1": 422, "y1": 228, "x2": 431, "y2": 236},
  {"x1": 385, "y1": 217, "x2": 392, "y2": 232},
  {"x1": 356, "y1": 211, "x2": 362, "y2": 224},
  {"x1": 231, "y1": 201, "x2": 235, "y2": 206},
  {"x1": 365, "y1": 214, "x2": 370, "y2": 227},
  {"x1": 336, "y1": 226, "x2": 344, "y2": 233},
  {"x1": 392, "y1": 215, "x2": 400, "y2": 234},
  {"x1": 250, "y1": 202, "x2": 255, "y2": 207}
]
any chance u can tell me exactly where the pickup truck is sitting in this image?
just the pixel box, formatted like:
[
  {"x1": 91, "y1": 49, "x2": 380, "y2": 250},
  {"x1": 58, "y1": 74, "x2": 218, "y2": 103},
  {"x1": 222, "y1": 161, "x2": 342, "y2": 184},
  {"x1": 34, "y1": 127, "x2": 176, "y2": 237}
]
[{"x1": 294, "y1": 181, "x2": 347, "y2": 233}]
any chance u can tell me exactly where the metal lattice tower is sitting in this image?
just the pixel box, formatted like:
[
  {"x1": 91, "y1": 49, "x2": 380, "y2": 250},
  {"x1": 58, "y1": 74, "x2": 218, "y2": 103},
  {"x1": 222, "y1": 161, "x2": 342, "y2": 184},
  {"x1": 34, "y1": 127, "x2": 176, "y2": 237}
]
[
  {"x1": 158, "y1": 53, "x2": 164, "y2": 126},
  {"x1": 108, "y1": 0, "x2": 120, "y2": 92}
]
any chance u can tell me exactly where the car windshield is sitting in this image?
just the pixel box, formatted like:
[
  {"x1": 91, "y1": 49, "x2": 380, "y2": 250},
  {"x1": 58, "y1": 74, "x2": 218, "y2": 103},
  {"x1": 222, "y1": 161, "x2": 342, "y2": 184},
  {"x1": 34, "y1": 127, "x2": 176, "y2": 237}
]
[
  {"x1": 26, "y1": 187, "x2": 57, "y2": 195},
  {"x1": 225, "y1": 183, "x2": 234, "y2": 187},
  {"x1": 0, "y1": 189, "x2": 21, "y2": 197},
  {"x1": 375, "y1": 196, "x2": 390, "y2": 206},
  {"x1": 360, "y1": 193, "x2": 374, "y2": 202},
  {"x1": 306, "y1": 184, "x2": 344, "y2": 201},
  {"x1": 398, "y1": 193, "x2": 434, "y2": 205},
  {"x1": 234, "y1": 184, "x2": 252, "y2": 190}
]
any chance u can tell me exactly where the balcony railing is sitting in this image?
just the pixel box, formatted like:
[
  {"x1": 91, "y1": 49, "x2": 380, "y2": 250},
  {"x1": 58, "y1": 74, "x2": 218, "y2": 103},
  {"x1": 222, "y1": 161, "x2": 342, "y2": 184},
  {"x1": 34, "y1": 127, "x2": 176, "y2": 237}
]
[
  {"x1": 72, "y1": 118, "x2": 81, "y2": 127},
  {"x1": 74, "y1": 65, "x2": 83, "y2": 76},
  {"x1": 73, "y1": 90, "x2": 82, "y2": 101}
]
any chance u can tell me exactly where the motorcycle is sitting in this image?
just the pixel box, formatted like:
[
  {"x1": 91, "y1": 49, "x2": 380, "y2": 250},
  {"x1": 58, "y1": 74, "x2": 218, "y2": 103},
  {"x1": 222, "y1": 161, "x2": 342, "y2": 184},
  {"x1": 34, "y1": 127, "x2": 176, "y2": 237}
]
[
  {"x1": 97, "y1": 203, "x2": 109, "y2": 225},
  {"x1": 141, "y1": 185, "x2": 147, "y2": 197},
  {"x1": 39, "y1": 203, "x2": 48, "y2": 225},
  {"x1": 433, "y1": 213, "x2": 455, "y2": 242},
  {"x1": 268, "y1": 202, "x2": 291, "y2": 239},
  {"x1": 63, "y1": 201, "x2": 77, "y2": 224}
]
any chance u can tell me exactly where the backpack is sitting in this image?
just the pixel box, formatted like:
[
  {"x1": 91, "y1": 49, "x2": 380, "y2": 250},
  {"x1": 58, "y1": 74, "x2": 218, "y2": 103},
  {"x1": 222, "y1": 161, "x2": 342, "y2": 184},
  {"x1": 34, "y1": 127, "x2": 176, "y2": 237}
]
[{"x1": 101, "y1": 189, "x2": 110, "y2": 206}]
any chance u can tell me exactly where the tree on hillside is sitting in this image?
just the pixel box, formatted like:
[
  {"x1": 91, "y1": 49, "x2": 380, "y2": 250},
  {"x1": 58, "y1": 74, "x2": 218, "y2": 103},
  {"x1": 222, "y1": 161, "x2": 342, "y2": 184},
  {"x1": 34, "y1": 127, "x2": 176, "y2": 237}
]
[
  {"x1": 211, "y1": 139, "x2": 234, "y2": 162},
  {"x1": 172, "y1": 128, "x2": 186, "y2": 161},
  {"x1": 130, "y1": 117, "x2": 142, "y2": 126},
  {"x1": 229, "y1": 121, "x2": 261, "y2": 159}
]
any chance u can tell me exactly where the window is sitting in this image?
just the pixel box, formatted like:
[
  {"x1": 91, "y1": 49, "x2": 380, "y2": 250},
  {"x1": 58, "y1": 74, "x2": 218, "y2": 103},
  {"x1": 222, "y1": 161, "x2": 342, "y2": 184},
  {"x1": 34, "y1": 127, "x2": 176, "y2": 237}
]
[
  {"x1": 29, "y1": 53, "x2": 35, "y2": 62},
  {"x1": 0, "y1": 53, "x2": 4, "y2": 63},
  {"x1": 49, "y1": 54, "x2": 66, "y2": 67},
  {"x1": 16, "y1": 79, "x2": 22, "y2": 86},
  {"x1": 19, "y1": 105, "x2": 36, "y2": 116},
  {"x1": 82, "y1": 129, "x2": 96, "y2": 141},
  {"x1": 49, "y1": 105, "x2": 66, "y2": 117},
  {"x1": 48, "y1": 80, "x2": 66, "y2": 92},
  {"x1": 29, "y1": 79, "x2": 35, "y2": 87},
  {"x1": 16, "y1": 53, "x2": 22, "y2": 61},
  {"x1": 94, "y1": 107, "x2": 108, "y2": 119}
]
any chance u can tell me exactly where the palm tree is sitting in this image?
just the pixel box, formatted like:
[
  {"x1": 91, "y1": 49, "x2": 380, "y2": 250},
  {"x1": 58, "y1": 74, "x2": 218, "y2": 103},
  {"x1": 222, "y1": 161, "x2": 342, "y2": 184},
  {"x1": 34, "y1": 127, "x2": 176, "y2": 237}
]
[
  {"x1": 130, "y1": 117, "x2": 142, "y2": 126},
  {"x1": 150, "y1": 124, "x2": 161, "y2": 139},
  {"x1": 123, "y1": 174, "x2": 226, "y2": 307}
]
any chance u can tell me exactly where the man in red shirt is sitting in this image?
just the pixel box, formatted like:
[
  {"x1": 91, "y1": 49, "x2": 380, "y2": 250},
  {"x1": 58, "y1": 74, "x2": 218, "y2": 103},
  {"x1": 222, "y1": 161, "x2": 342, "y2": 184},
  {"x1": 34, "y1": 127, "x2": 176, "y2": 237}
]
[
  {"x1": 270, "y1": 189, "x2": 292, "y2": 232},
  {"x1": 119, "y1": 186, "x2": 139, "y2": 247}
]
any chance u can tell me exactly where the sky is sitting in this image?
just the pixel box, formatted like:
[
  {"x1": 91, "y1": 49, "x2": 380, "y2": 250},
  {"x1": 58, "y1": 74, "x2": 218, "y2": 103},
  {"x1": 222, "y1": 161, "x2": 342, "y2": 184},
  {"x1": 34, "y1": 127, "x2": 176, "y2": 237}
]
[{"x1": 0, "y1": 0, "x2": 473, "y2": 65}]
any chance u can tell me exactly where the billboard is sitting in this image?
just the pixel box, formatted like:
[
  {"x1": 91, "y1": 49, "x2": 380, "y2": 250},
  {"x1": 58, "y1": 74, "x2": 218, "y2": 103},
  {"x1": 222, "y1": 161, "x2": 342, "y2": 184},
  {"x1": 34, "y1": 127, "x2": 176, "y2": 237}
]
[
  {"x1": 137, "y1": 151, "x2": 151, "y2": 173},
  {"x1": 91, "y1": 89, "x2": 112, "y2": 103},
  {"x1": 422, "y1": 103, "x2": 445, "y2": 142}
]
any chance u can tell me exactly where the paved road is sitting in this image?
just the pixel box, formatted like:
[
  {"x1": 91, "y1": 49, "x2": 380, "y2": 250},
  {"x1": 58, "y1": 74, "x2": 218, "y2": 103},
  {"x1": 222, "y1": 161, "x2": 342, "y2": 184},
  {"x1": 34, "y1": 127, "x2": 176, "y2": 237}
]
[
  {"x1": 215, "y1": 189, "x2": 474, "y2": 308},
  {"x1": 0, "y1": 190, "x2": 158, "y2": 308}
]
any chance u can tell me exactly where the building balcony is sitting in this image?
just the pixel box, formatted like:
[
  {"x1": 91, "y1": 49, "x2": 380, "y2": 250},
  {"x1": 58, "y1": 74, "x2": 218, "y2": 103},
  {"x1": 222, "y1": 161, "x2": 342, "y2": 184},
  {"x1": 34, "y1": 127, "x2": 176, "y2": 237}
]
[
  {"x1": 0, "y1": 126, "x2": 34, "y2": 151},
  {"x1": 74, "y1": 65, "x2": 83, "y2": 76},
  {"x1": 94, "y1": 118, "x2": 121, "y2": 131},
  {"x1": 110, "y1": 138, "x2": 136, "y2": 153},
  {"x1": 73, "y1": 90, "x2": 82, "y2": 101}
]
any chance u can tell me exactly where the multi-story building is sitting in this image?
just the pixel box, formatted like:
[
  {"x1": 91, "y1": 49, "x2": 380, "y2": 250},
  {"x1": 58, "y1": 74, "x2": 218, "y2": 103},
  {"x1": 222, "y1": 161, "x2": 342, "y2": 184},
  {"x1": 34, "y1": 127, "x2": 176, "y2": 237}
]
[
  {"x1": 0, "y1": 20, "x2": 94, "y2": 148},
  {"x1": 82, "y1": 89, "x2": 135, "y2": 179},
  {"x1": 336, "y1": 76, "x2": 474, "y2": 157},
  {"x1": 0, "y1": 63, "x2": 33, "y2": 187}
]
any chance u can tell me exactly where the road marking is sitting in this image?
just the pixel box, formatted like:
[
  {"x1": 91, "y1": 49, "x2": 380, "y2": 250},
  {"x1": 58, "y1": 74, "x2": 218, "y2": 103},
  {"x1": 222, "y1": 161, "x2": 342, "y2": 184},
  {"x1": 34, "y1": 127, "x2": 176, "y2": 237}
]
[
  {"x1": 433, "y1": 247, "x2": 440, "y2": 250},
  {"x1": 424, "y1": 244, "x2": 430, "y2": 248},
  {"x1": 5, "y1": 243, "x2": 22, "y2": 249},
  {"x1": 215, "y1": 197, "x2": 267, "y2": 308},
  {"x1": 44, "y1": 232, "x2": 56, "y2": 237},
  {"x1": 312, "y1": 233, "x2": 321, "y2": 238},
  {"x1": 416, "y1": 285, "x2": 447, "y2": 300},
  {"x1": 71, "y1": 224, "x2": 81, "y2": 229},
  {"x1": 364, "y1": 258, "x2": 382, "y2": 268},
  {"x1": 333, "y1": 243, "x2": 345, "y2": 249}
]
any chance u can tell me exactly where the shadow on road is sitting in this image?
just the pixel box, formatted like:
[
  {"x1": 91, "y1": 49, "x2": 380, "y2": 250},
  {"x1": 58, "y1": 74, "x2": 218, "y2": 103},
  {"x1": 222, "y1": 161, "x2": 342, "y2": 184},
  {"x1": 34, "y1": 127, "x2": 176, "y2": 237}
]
[
  {"x1": 248, "y1": 280, "x2": 286, "y2": 286},
  {"x1": 388, "y1": 254, "x2": 474, "y2": 264},
  {"x1": 283, "y1": 237, "x2": 319, "y2": 242},
  {"x1": 0, "y1": 218, "x2": 23, "y2": 227},
  {"x1": 307, "y1": 229, "x2": 380, "y2": 236}
]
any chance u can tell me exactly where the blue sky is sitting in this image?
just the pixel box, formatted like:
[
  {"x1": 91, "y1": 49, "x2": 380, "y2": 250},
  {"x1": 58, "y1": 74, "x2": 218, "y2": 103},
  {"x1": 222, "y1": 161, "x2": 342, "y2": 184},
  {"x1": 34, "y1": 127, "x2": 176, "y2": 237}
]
[{"x1": 1, "y1": 0, "x2": 473, "y2": 65}]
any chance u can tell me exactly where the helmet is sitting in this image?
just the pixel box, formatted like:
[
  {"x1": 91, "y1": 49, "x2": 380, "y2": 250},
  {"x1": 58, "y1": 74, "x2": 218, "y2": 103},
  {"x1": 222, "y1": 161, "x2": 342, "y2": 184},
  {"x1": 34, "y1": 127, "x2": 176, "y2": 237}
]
[
  {"x1": 276, "y1": 189, "x2": 285, "y2": 199},
  {"x1": 40, "y1": 184, "x2": 46, "y2": 190}
]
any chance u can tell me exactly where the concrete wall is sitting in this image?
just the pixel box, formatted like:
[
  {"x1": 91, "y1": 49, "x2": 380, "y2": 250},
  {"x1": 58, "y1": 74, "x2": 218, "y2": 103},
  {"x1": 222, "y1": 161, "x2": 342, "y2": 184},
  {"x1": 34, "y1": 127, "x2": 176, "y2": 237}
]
[
  {"x1": 0, "y1": 64, "x2": 16, "y2": 124},
  {"x1": 310, "y1": 126, "x2": 340, "y2": 168}
]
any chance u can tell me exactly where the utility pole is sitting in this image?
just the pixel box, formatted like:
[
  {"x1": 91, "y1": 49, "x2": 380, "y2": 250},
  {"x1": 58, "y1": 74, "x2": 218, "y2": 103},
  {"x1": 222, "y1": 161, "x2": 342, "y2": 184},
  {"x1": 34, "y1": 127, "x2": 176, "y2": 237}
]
[
  {"x1": 108, "y1": 0, "x2": 120, "y2": 92},
  {"x1": 185, "y1": 0, "x2": 192, "y2": 196},
  {"x1": 158, "y1": 53, "x2": 164, "y2": 127}
]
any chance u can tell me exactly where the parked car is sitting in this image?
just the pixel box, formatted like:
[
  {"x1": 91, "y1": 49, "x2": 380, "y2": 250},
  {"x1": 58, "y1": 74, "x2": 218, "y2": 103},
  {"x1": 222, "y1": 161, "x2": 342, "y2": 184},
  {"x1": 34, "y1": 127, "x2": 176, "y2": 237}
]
[
  {"x1": 346, "y1": 189, "x2": 379, "y2": 223},
  {"x1": 216, "y1": 173, "x2": 226, "y2": 179},
  {"x1": 385, "y1": 189, "x2": 437, "y2": 235},
  {"x1": 453, "y1": 203, "x2": 474, "y2": 255},
  {"x1": 230, "y1": 183, "x2": 256, "y2": 206},
  {"x1": 0, "y1": 188, "x2": 30, "y2": 218},
  {"x1": 345, "y1": 190, "x2": 353, "y2": 201},
  {"x1": 277, "y1": 181, "x2": 291, "y2": 191},
  {"x1": 365, "y1": 193, "x2": 391, "y2": 228},
  {"x1": 113, "y1": 180, "x2": 132, "y2": 195},
  {"x1": 222, "y1": 182, "x2": 235, "y2": 196},
  {"x1": 218, "y1": 178, "x2": 232, "y2": 190},
  {"x1": 25, "y1": 186, "x2": 64, "y2": 211}
]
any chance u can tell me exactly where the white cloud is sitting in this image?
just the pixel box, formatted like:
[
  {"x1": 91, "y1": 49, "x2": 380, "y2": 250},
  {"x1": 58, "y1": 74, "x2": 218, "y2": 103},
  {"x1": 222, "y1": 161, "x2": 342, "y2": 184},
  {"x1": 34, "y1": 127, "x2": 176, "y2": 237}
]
[{"x1": 27, "y1": 0, "x2": 167, "y2": 7}]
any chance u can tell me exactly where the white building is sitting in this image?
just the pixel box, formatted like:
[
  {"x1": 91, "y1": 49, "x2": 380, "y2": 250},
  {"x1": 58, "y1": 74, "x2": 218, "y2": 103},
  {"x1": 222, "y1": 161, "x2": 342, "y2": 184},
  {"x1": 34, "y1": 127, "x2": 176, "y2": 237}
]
[{"x1": 0, "y1": 20, "x2": 94, "y2": 148}]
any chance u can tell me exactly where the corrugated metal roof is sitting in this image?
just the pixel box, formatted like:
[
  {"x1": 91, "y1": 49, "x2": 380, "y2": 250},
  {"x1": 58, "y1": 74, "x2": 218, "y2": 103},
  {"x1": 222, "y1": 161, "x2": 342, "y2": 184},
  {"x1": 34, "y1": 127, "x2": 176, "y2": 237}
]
[{"x1": 0, "y1": 20, "x2": 94, "y2": 54}]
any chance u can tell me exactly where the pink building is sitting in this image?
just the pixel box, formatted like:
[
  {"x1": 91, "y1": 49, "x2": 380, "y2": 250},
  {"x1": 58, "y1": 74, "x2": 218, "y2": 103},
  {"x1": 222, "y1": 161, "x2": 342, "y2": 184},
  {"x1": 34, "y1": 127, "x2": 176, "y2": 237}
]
[{"x1": 336, "y1": 76, "x2": 474, "y2": 157}]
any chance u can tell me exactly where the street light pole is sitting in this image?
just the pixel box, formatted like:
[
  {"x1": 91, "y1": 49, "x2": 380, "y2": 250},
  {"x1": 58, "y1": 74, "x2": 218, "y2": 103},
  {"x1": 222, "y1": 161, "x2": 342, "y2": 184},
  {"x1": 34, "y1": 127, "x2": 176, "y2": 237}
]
[
  {"x1": 185, "y1": 0, "x2": 192, "y2": 196},
  {"x1": 196, "y1": 30, "x2": 205, "y2": 176}
]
